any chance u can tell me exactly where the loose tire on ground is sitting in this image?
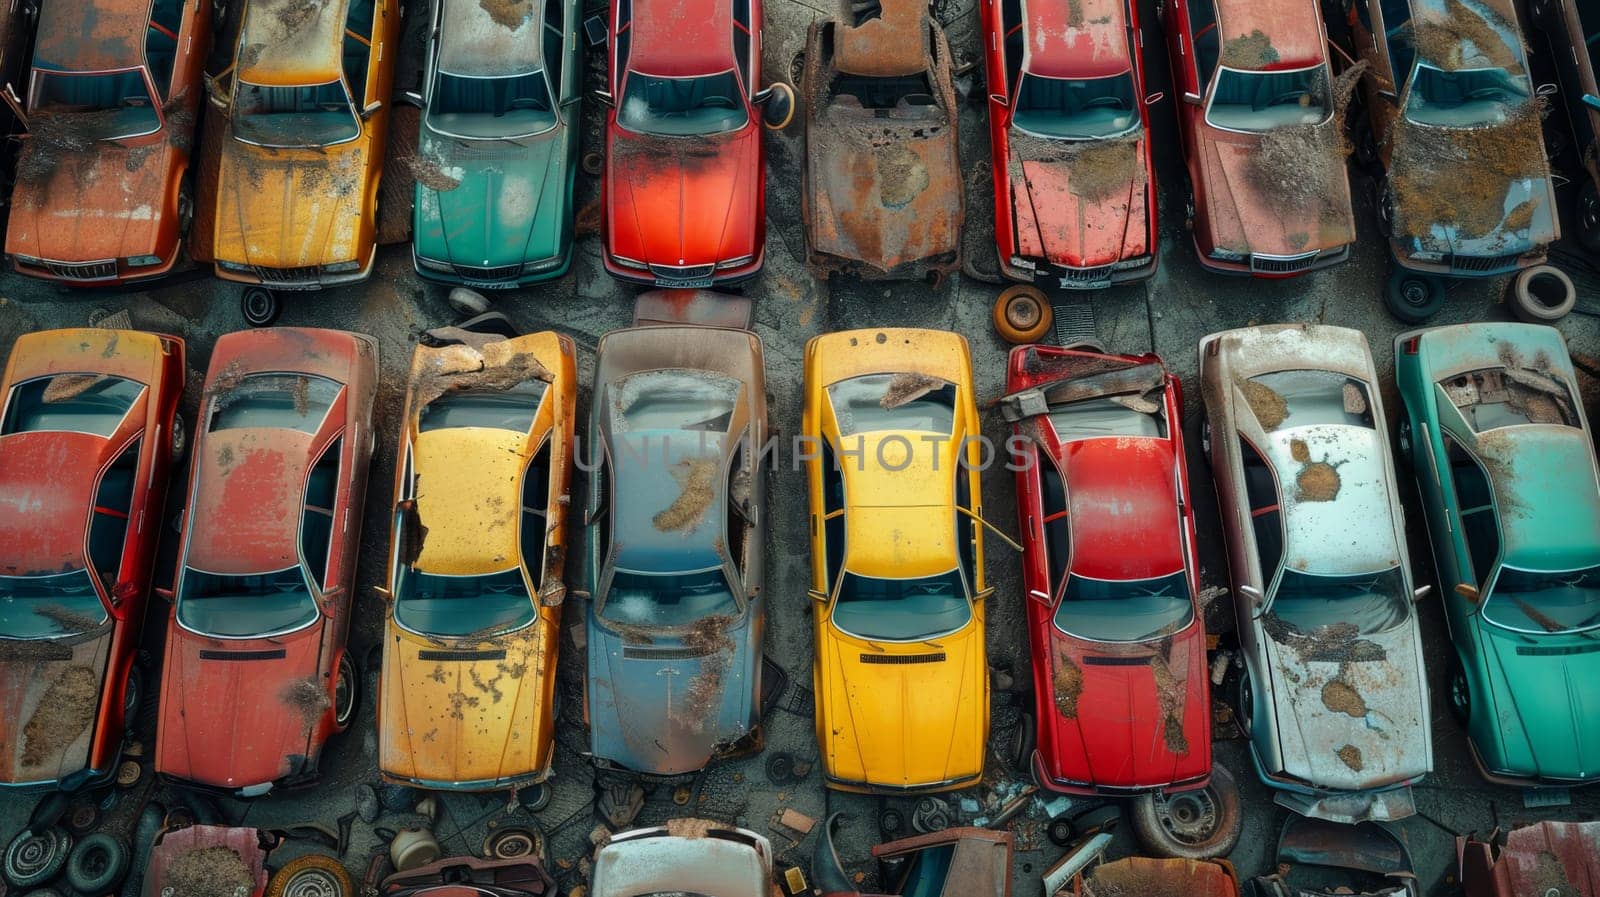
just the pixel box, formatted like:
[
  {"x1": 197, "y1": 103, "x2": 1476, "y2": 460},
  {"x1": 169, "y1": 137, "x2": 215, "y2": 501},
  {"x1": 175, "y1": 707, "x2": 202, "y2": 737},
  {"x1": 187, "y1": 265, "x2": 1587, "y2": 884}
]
[
  {"x1": 992, "y1": 285, "x2": 1053, "y2": 344},
  {"x1": 1507, "y1": 264, "x2": 1575, "y2": 323},
  {"x1": 241, "y1": 288, "x2": 282, "y2": 327},
  {"x1": 1383, "y1": 268, "x2": 1445, "y2": 324},
  {"x1": 2, "y1": 828, "x2": 71, "y2": 889},
  {"x1": 64, "y1": 834, "x2": 129, "y2": 894},
  {"x1": 1129, "y1": 764, "x2": 1243, "y2": 859},
  {"x1": 265, "y1": 853, "x2": 354, "y2": 897}
]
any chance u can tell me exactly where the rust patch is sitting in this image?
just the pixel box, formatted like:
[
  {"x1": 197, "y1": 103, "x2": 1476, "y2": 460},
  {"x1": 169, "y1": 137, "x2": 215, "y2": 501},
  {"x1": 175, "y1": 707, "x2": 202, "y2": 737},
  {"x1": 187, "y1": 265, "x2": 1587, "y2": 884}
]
[
  {"x1": 1336, "y1": 744, "x2": 1363, "y2": 771},
  {"x1": 1053, "y1": 651, "x2": 1084, "y2": 719},
  {"x1": 1150, "y1": 645, "x2": 1190, "y2": 756},
  {"x1": 1240, "y1": 379, "x2": 1287, "y2": 430},
  {"x1": 680, "y1": 615, "x2": 737, "y2": 732},
  {"x1": 653, "y1": 458, "x2": 719, "y2": 533},
  {"x1": 880, "y1": 372, "x2": 943, "y2": 410},
  {"x1": 1527, "y1": 850, "x2": 1574, "y2": 896},
  {"x1": 280, "y1": 676, "x2": 330, "y2": 728},
  {"x1": 262, "y1": 0, "x2": 335, "y2": 39},
  {"x1": 1219, "y1": 29, "x2": 1279, "y2": 69},
  {"x1": 160, "y1": 845, "x2": 253, "y2": 897},
  {"x1": 1321, "y1": 673, "x2": 1368, "y2": 718},
  {"x1": 21, "y1": 666, "x2": 99, "y2": 768},
  {"x1": 1295, "y1": 460, "x2": 1343, "y2": 503},
  {"x1": 479, "y1": 0, "x2": 534, "y2": 28}
]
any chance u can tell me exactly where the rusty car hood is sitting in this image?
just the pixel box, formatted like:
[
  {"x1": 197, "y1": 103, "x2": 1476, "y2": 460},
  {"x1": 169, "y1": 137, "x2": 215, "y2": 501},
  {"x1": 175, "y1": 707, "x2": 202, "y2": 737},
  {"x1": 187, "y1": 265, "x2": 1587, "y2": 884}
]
[
  {"x1": 1195, "y1": 126, "x2": 1353, "y2": 258},
  {"x1": 1006, "y1": 131, "x2": 1151, "y2": 269},
  {"x1": 1459, "y1": 821, "x2": 1600, "y2": 897},
  {"x1": 0, "y1": 626, "x2": 113, "y2": 785},
  {"x1": 0, "y1": 430, "x2": 107, "y2": 576},
  {"x1": 586, "y1": 612, "x2": 760, "y2": 776},
  {"x1": 146, "y1": 826, "x2": 271, "y2": 897},
  {"x1": 7, "y1": 140, "x2": 179, "y2": 264},
  {"x1": 214, "y1": 138, "x2": 371, "y2": 269},
  {"x1": 605, "y1": 126, "x2": 760, "y2": 269},
  {"x1": 156, "y1": 623, "x2": 325, "y2": 789}
]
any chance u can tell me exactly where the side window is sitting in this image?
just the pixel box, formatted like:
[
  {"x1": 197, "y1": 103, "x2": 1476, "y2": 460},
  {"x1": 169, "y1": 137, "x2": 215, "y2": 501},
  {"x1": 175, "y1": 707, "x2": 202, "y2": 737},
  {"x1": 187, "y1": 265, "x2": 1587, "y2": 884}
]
[
  {"x1": 88, "y1": 439, "x2": 141, "y2": 592},
  {"x1": 593, "y1": 451, "x2": 611, "y2": 563},
  {"x1": 544, "y1": 0, "x2": 566, "y2": 99},
  {"x1": 954, "y1": 472, "x2": 976, "y2": 590},
  {"x1": 822, "y1": 442, "x2": 845, "y2": 587},
  {"x1": 1039, "y1": 456, "x2": 1070, "y2": 597},
  {"x1": 301, "y1": 439, "x2": 341, "y2": 591},
  {"x1": 1445, "y1": 436, "x2": 1498, "y2": 588},
  {"x1": 147, "y1": 0, "x2": 183, "y2": 96},
  {"x1": 726, "y1": 443, "x2": 750, "y2": 578},
  {"x1": 615, "y1": 0, "x2": 633, "y2": 78},
  {"x1": 733, "y1": 0, "x2": 752, "y2": 88},
  {"x1": 344, "y1": 0, "x2": 377, "y2": 101},
  {"x1": 1379, "y1": 0, "x2": 1413, "y2": 82},
  {"x1": 522, "y1": 440, "x2": 553, "y2": 581},
  {"x1": 1186, "y1": 0, "x2": 1220, "y2": 88},
  {"x1": 1239, "y1": 438, "x2": 1283, "y2": 582},
  {"x1": 1001, "y1": 0, "x2": 1023, "y2": 94}
]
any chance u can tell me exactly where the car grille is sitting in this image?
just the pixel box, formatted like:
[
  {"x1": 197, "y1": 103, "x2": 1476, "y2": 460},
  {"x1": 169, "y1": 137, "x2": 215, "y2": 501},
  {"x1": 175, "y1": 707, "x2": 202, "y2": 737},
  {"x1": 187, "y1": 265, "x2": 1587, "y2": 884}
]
[
  {"x1": 1056, "y1": 264, "x2": 1113, "y2": 288},
  {"x1": 452, "y1": 263, "x2": 521, "y2": 281},
  {"x1": 859, "y1": 652, "x2": 946, "y2": 664},
  {"x1": 42, "y1": 259, "x2": 117, "y2": 280},
  {"x1": 1250, "y1": 251, "x2": 1320, "y2": 274},
  {"x1": 649, "y1": 263, "x2": 715, "y2": 284},
  {"x1": 1450, "y1": 252, "x2": 1522, "y2": 274},
  {"x1": 254, "y1": 265, "x2": 321, "y2": 285}
]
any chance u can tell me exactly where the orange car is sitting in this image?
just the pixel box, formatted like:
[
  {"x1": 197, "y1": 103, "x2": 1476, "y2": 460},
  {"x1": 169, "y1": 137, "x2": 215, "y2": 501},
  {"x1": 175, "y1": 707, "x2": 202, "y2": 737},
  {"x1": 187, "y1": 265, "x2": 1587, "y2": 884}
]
[
  {"x1": 5, "y1": 0, "x2": 210, "y2": 285},
  {"x1": 208, "y1": 0, "x2": 399, "y2": 289}
]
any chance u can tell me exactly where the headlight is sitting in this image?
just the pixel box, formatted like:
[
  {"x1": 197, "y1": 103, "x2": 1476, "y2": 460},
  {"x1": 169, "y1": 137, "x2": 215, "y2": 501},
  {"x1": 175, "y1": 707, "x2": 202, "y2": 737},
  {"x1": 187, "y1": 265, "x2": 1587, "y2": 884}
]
[
  {"x1": 415, "y1": 255, "x2": 452, "y2": 272},
  {"x1": 715, "y1": 254, "x2": 755, "y2": 270},
  {"x1": 323, "y1": 260, "x2": 361, "y2": 273},
  {"x1": 1210, "y1": 247, "x2": 1247, "y2": 262},
  {"x1": 126, "y1": 254, "x2": 162, "y2": 267},
  {"x1": 12, "y1": 254, "x2": 39, "y2": 266},
  {"x1": 1113, "y1": 255, "x2": 1149, "y2": 270},
  {"x1": 521, "y1": 256, "x2": 561, "y2": 274},
  {"x1": 1409, "y1": 248, "x2": 1445, "y2": 263},
  {"x1": 1009, "y1": 256, "x2": 1036, "y2": 272},
  {"x1": 611, "y1": 254, "x2": 647, "y2": 270},
  {"x1": 216, "y1": 260, "x2": 251, "y2": 273}
]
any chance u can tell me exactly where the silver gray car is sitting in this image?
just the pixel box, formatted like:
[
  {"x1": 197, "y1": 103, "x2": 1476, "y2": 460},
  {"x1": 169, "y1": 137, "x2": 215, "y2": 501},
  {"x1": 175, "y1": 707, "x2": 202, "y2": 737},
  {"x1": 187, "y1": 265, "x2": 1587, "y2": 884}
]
[{"x1": 1199, "y1": 324, "x2": 1431, "y2": 823}]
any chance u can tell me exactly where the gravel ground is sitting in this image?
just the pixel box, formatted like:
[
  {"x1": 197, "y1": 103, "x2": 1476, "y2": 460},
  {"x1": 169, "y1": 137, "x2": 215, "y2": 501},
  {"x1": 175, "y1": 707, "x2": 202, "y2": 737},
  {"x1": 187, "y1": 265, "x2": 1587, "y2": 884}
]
[{"x1": 2, "y1": 0, "x2": 1600, "y2": 894}]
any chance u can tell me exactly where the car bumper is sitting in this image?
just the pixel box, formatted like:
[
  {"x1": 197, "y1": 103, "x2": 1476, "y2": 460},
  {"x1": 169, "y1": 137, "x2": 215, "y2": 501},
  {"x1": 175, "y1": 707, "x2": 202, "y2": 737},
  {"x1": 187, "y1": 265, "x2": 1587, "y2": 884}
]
[
  {"x1": 1390, "y1": 242, "x2": 1546, "y2": 278},
  {"x1": 413, "y1": 246, "x2": 572, "y2": 289},
  {"x1": 11, "y1": 246, "x2": 182, "y2": 287},
  {"x1": 382, "y1": 766, "x2": 551, "y2": 793},
  {"x1": 1192, "y1": 239, "x2": 1352, "y2": 278},
  {"x1": 1467, "y1": 738, "x2": 1600, "y2": 789},
  {"x1": 822, "y1": 769, "x2": 982, "y2": 795},
  {"x1": 602, "y1": 250, "x2": 764, "y2": 288},
  {"x1": 1029, "y1": 749, "x2": 1210, "y2": 797},
  {"x1": 214, "y1": 248, "x2": 376, "y2": 290},
  {"x1": 1010, "y1": 255, "x2": 1158, "y2": 289}
]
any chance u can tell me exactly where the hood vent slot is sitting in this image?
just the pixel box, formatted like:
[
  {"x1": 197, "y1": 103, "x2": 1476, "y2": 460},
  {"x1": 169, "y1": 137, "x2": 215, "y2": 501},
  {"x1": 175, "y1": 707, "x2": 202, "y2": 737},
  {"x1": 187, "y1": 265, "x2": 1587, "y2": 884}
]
[
  {"x1": 860, "y1": 652, "x2": 946, "y2": 664},
  {"x1": 418, "y1": 649, "x2": 506, "y2": 662},
  {"x1": 624, "y1": 645, "x2": 714, "y2": 660},
  {"x1": 198, "y1": 649, "x2": 287, "y2": 661},
  {"x1": 1517, "y1": 644, "x2": 1600, "y2": 656},
  {"x1": 1083, "y1": 655, "x2": 1150, "y2": 667}
]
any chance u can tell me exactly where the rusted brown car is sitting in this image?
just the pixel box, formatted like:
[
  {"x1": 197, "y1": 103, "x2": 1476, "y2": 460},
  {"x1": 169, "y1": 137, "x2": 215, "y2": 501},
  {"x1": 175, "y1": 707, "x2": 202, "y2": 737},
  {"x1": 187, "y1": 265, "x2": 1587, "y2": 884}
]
[
  {"x1": 1249, "y1": 815, "x2": 1418, "y2": 896},
  {"x1": 802, "y1": 0, "x2": 962, "y2": 282},
  {"x1": 815, "y1": 815, "x2": 1012, "y2": 897},
  {"x1": 1459, "y1": 821, "x2": 1600, "y2": 897}
]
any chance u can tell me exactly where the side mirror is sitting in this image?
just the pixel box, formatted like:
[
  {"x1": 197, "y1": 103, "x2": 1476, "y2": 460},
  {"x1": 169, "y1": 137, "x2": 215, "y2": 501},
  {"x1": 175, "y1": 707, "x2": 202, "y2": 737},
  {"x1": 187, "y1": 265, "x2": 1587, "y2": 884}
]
[
  {"x1": 360, "y1": 99, "x2": 383, "y2": 120},
  {"x1": 204, "y1": 72, "x2": 230, "y2": 109},
  {"x1": 0, "y1": 84, "x2": 24, "y2": 129},
  {"x1": 1412, "y1": 585, "x2": 1432, "y2": 603},
  {"x1": 592, "y1": 90, "x2": 614, "y2": 108},
  {"x1": 539, "y1": 581, "x2": 566, "y2": 607},
  {"x1": 974, "y1": 586, "x2": 995, "y2": 602},
  {"x1": 1181, "y1": 92, "x2": 1202, "y2": 106},
  {"x1": 1454, "y1": 583, "x2": 1480, "y2": 605},
  {"x1": 1240, "y1": 583, "x2": 1265, "y2": 617},
  {"x1": 397, "y1": 90, "x2": 424, "y2": 108},
  {"x1": 756, "y1": 82, "x2": 795, "y2": 130},
  {"x1": 808, "y1": 588, "x2": 828, "y2": 603},
  {"x1": 1027, "y1": 588, "x2": 1051, "y2": 606},
  {"x1": 320, "y1": 585, "x2": 345, "y2": 613},
  {"x1": 373, "y1": 585, "x2": 393, "y2": 602},
  {"x1": 154, "y1": 586, "x2": 175, "y2": 603},
  {"x1": 111, "y1": 581, "x2": 139, "y2": 606},
  {"x1": 1144, "y1": 91, "x2": 1166, "y2": 105},
  {"x1": 956, "y1": 506, "x2": 1023, "y2": 552},
  {"x1": 1536, "y1": 82, "x2": 1558, "y2": 98},
  {"x1": 989, "y1": 93, "x2": 1008, "y2": 107},
  {"x1": 1585, "y1": 94, "x2": 1600, "y2": 112}
]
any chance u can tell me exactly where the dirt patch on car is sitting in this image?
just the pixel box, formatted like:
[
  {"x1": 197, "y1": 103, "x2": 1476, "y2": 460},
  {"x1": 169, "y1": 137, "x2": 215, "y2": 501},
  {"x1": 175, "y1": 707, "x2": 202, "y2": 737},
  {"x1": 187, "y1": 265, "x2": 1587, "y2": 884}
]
[
  {"x1": 1405, "y1": 0, "x2": 1525, "y2": 73},
  {"x1": 654, "y1": 457, "x2": 719, "y2": 533},
  {"x1": 1246, "y1": 63, "x2": 1365, "y2": 245},
  {"x1": 1150, "y1": 646, "x2": 1190, "y2": 756},
  {"x1": 1052, "y1": 651, "x2": 1084, "y2": 719},
  {"x1": 35, "y1": 605, "x2": 102, "y2": 633},
  {"x1": 1262, "y1": 615, "x2": 1387, "y2": 664},
  {"x1": 159, "y1": 845, "x2": 254, "y2": 897},
  {"x1": 1220, "y1": 29, "x2": 1279, "y2": 69},
  {"x1": 1009, "y1": 130, "x2": 1146, "y2": 203},
  {"x1": 1336, "y1": 744, "x2": 1363, "y2": 771},
  {"x1": 1389, "y1": 96, "x2": 1549, "y2": 243},
  {"x1": 21, "y1": 665, "x2": 99, "y2": 768},
  {"x1": 281, "y1": 676, "x2": 330, "y2": 729},
  {"x1": 1292, "y1": 440, "x2": 1344, "y2": 503},
  {"x1": 41, "y1": 373, "x2": 107, "y2": 403},
  {"x1": 1526, "y1": 851, "x2": 1574, "y2": 897},
  {"x1": 680, "y1": 615, "x2": 737, "y2": 732},
  {"x1": 880, "y1": 372, "x2": 945, "y2": 410},
  {"x1": 480, "y1": 0, "x2": 535, "y2": 28},
  {"x1": 262, "y1": 0, "x2": 335, "y2": 38},
  {"x1": 1321, "y1": 673, "x2": 1368, "y2": 718},
  {"x1": 16, "y1": 110, "x2": 124, "y2": 183},
  {"x1": 1240, "y1": 379, "x2": 1288, "y2": 430},
  {"x1": 404, "y1": 152, "x2": 463, "y2": 193}
]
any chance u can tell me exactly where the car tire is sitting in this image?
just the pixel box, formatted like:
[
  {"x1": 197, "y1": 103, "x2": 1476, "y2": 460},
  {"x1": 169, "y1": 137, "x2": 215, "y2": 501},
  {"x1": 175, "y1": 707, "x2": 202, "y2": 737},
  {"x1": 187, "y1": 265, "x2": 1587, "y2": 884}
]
[
  {"x1": 124, "y1": 663, "x2": 145, "y2": 735},
  {"x1": 169, "y1": 411, "x2": 188, "y2": 465},
  {"x1": 1129, "y1": 765, "x2": 1243, "y2": 860},
  {"x1": 333, "y1": 654, "x2": 358, "y2": 734},
  {"x1": 1350, "y1": 115, "x2": 1378, "y2": 172},
  {"x1": 1199, "y1": 419, "x2": 1211, "y2": 458},
  {"x1": 265, "y1": 853, "x2": 354, "y2": 897},
  {"x1": 241, "y1": 287, "x2": 282, "y2": 328},
  {"x1": 1508, "y1": 264, "x2": 1575, "y2": 323},
  {"x1": 1234, "y1": 663, "x2": 1253, "y2": 738},
  {"x1": 1370, "y1": 177, "x2": 1394, "y2": 239},
  {"x1": 3, "y1": 827, "x2": 71, "y2": 889},
  {"x1": 64, "y1": 834, "x2": 129, "y2": 894},
  {"x1": 446, "y1": 286, "x2": 492, "y2": 316},
  {"x1": 518, "y1": 782, "x2": 552, "y2": 813},
  {"x1": 1009, "y1": 712, "x2": 1036, "y2": 777},
  {"x1": 1448, "y1": 654, "x2": 1470, "y2": 727},
  {"x1": 176, "y1": 176, "x2": 195, "y2": 237},
  {"x1": 1578, "y1": 180, "x2": 1600, "y2": 255},
  {"x1": 992, "y1": 285, "x2": 1053, "y2": 344},
  {"x1": 1384, "y1": 268, "x2": 1446, "y2": 324}
]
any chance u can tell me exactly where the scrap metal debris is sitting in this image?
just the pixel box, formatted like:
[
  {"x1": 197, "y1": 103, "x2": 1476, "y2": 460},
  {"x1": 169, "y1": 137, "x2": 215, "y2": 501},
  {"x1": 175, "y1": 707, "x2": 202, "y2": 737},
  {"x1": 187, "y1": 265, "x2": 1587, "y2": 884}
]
[
  {"x1": 158, "y1": 845, "x2": 253, "y2": 897},
  {"x1": 412, "y1": 340, "x2": 553, "y2": 411}
]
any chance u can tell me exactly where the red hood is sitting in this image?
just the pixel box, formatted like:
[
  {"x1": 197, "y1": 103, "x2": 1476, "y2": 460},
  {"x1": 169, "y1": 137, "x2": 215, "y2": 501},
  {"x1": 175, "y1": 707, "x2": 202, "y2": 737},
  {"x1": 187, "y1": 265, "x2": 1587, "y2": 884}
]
[
  {"x1": 5, "y1": 141, "x2": 178, "y2": 264},
  {"x1": 605, "y1": 124, "x2": 760, "y2": 267},
  {"x1": 156, "y1": 622, "x2": 328, "y2": 789},
  {"x1": 1194, "y1": 126, "x2": 1353, "y2": 258},
  {"x1": 1007, "y1": 131, "x2": 1151, "y2": 268},
  {"x1": 1040, "y1": 624, "x2": 1211, "y2": 789}
]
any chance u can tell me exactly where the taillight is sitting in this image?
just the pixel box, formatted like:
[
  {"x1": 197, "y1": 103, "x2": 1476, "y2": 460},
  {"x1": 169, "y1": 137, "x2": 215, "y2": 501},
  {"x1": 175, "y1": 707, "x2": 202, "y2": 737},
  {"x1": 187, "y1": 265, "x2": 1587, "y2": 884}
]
[{"x1": 1402, "y1": 336, "x2": 1419, "y2": 355}]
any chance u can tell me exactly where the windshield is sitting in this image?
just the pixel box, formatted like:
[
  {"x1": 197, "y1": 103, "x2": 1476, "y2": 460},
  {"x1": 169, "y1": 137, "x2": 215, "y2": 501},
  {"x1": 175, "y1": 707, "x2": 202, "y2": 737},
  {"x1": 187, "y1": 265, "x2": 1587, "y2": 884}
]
[
  {"x1": 1206, "y1": 65, "x2": 1331, "y2": 131},
  {"x1": 233, "y1": 80, "x2": 359, "y2": 147},
  {"x1": 177, "y1": 566, "x2": 319, "y2": 638},
  {"x1": 828, "y1": 373, "x2": 956, "y2": 436},
  {"x1": 1055, "y1": 572, "x2": 1193, "y2": 642},
  {"x1": 395, "y1": 566, "x2": 536, "y2": 637},
  {"x1": 618, "y1": 70, "x2": 747, "y2": 136},
  {"x1": 1012, "y1": 71, "x2": 1139, "y2": 139},
  {"x1": 1270, "y1": 567, "x2": 1409, "y2": 636},
  {"x1": 612, "y1": 370, "x2": 740, "y2": 433},
  {"x1": 832, "y1": 569, "x2": 970, "y2": 641},
  {"x1": 30, "y1": 68, "x2": 160, "y2": 139},
  {"x1": 0, "y1": 571, "x2": 108, "y2": 639},
  {"x1": 1484, "y1": 566, "x2": 1600, "y2": 634},
  {"x1": 2, "y1": 374, "x2": 143, "y2": 437},
  {"x1": 600, "y1": 568, "x2": 738, "y2": 627},
  {"x1": 1405, "y1": 65, "x2": 1529, "y2": 127},
  {"x1": 209, "y1": 373, "x2": 340, "y2": 433},
  {"x1": 1248, "y1": 369, "x2": 1376, "y2": 432},
  {"x1": 427, "y1": 71, "x2": 556, "y2": 138}
]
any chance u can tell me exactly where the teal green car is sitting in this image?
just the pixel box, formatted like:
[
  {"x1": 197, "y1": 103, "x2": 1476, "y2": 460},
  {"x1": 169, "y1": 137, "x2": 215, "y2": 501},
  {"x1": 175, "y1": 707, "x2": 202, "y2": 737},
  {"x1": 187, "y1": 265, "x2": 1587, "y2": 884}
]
[
  {"x1": 409, "y1": 0, "x2": 580, "y2": 289},
  {"x1": 1394, "y1": 322, "x2": 1600, "y2": 786}
]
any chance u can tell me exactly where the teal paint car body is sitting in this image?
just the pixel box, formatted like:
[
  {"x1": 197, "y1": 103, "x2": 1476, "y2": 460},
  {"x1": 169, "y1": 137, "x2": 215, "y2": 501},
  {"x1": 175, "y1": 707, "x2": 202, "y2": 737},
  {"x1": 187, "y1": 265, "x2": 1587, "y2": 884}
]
[
  {"x1": 1394, "y1": 322, "x2": 1600, "y2": 786},
  {"x1": 410, "y1": 0, "x2": 580, "y2": 289}
]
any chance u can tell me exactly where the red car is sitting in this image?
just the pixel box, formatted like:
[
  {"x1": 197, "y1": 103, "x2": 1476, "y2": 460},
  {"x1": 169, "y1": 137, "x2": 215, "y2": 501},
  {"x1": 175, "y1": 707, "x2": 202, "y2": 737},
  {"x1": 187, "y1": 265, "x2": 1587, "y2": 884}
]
[
  {"x1": 601, "y1": 0, "x2": 784, "y2": 287},
  {"x1": 155, "y1": 328, "x2": 376, "y2": 797},
  {"x1": 980, "y1": 0, "x2": 1158, "y2": 287},
  {"x1": 1004, "y1": 345, "x2": 1234, "y2": 855},
  {"x1": 0, "y1": 328, "x2": 185, "y2": 791},
  {"x1": 1156, "y1": 0, "x2": 1355, "y2": 276}
]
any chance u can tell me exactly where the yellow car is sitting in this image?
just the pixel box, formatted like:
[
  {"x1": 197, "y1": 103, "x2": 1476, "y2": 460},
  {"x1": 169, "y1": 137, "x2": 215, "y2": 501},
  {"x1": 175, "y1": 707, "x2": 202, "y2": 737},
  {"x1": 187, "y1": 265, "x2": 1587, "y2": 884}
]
[
  {"x1": 378, "y1": 331, "x2": 576, "y2": 791},
  {"x1": 803, "y1": 328, "x2": 991, "y2": 793}
]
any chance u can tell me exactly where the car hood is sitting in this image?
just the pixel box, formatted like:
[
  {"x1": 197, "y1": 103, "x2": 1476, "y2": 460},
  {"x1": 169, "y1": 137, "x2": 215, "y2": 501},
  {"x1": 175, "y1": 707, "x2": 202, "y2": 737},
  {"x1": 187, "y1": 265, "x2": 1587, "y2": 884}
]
[
  {"x1": 413, "y1": 127, "x2": 569, "y2": 268},
  {"x1": 214, "y1": 138, "x2": 371, "y2": 269},
  {"x1": 1195, "y1": 127, "x2": 1353, "y2": 258},
  {"x1": 1039, "y1": 625, "x2": 1210, "y2": 790},
  {"x1": 1261, "y1": 617, "x2": 1430, "y2": 792},
  {"x1": 605, "y1": 125, "x2": 759, "y2": 268},
  {"x1": 379, "y1": 620, "x2": 558, "y2": 786},
  {"x1": 7, "y1": 141, "x2": 178, "y2": 263},
  {"x1": 1392, "y1": 175, "x2": 1554, "y2": 260},
  {"x1": 0, "y1": 626, "x2": 113, "y2": 785},
  {"x1": 1006, "y1": 130, "x2": 1150, "y2": 269},
  {"x1": 1477, "y1": 623, "x2": 1600, "y2": 780},
  {"x1": 156, "y1": 623, "x2": 325, "y2": 789},
  {"x1": 586, "y1": 613, "x2": 759, "y2": 776},
  {"x1": 817, "y1": 623, "x2": 985, "y2": 789}
]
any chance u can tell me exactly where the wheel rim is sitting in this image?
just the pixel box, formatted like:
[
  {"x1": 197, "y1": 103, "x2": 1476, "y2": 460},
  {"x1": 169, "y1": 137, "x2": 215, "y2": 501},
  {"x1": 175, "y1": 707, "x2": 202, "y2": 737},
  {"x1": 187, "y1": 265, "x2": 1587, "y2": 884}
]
[
  {"x1": 1451, "y1": 669, "x2": 1469, "y2": 718},
  {"x1": 244, "y1": 291, "x2": 273, "y2": 322},
  {"x1": 170, "y1": 415, "x2": 186, "y2": 459},
  {"x1": 334, "y1": 659, "x2": 355, "y2": 728},
  {"x1": 1153, "y1": 788, "x2": 1221, "y2": 846},
  {"x1": 284, "y1": 869, "x2": 343, "y2": 897},
  {"x1": 1400, "y1": 278, "x2": 1431, "y2": 308},
  {"x1": 8, "y1": 832, "x2": 62, "y2": 878},
  {"x1": 124, "y1": 670, "x2": 140, "y2": 721},
  {"x1": 1398, "y1": 419, "x2": 1411, "y2": 456},
  {"x1": 1581, "y1": 189, "x2": 1600, "y2": 233},
  {"x1": 1237, "y1": 671, "x2": 1252, "y2": 736},
  {"x1": 79, "y1": 843, "x2": 112, "y2": 878},
  {"x1": 1006, "y1": 296, "x2": 1042, "y2": 330},
  {"x1": 490, "y1": 831, "x2": 536, "y2": 858}
]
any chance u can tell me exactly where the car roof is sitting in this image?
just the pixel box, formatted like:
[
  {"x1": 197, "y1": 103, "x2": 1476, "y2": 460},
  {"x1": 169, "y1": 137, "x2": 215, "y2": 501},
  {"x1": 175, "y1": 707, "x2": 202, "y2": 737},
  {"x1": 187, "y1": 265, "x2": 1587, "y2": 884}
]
[
  {"x1": 188, "y1": 425, "x2": 318, "y2": 575},
  {"x1": 625, "y1": 0, "x2": 735, "y2": 77},
  {"x1": 1059, "y1": 436, "x2": 1184, "y2": 580},
  {"x1": 238, "y1": 0, "x2": 349, "y2": 85},
  {"x1": 1262, "y1": 424, "x2": 1402, "y2": 577},
  {"x1": 34, "y1": 0, "x2": 152, "y2": 73},
  {"x1": 438, "y1": 0, "x2": 544, "y2": 77},
  {"x1": 1472, "y1": 426, "x2": 1600, "y2": 572},
  {"x1": 1214, "y1": 0, "x2": 1325, "y2": 70},
  {"x1": 1021, "y1": 0, "x2": 1132, "y2": 80},
  {"x1": 840, "y1": 433, "x2": 959, "y2": 578},
  {"x1": 611, "y1": 430, "x2": 729, "y2": 574},
  {"x1": 410, "y1": 426, "x2": 527, "y2": 576}
]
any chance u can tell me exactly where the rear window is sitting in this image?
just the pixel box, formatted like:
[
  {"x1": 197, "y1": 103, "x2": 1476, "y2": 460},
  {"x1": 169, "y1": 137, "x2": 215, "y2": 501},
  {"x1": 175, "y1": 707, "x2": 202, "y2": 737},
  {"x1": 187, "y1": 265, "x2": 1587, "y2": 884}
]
[
  {"x1": 2, "y1": 374, "x2": 143, "y2": 437},
  {"x1": 828, "y1": 373, "x2": 956, "y2": 436},
  {"x1": 1440, "y1": 367, "x2": 1577, "y2": 431},
  {"x1": 1243, "y1": 370, "x2": 1374, "y2": 432},
  {"x1": 210, "y1": 373, "x2": 340, "y2": 433},
  {"x1": 611, "y1": 370, "x2": 740, "y2": 433}
]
